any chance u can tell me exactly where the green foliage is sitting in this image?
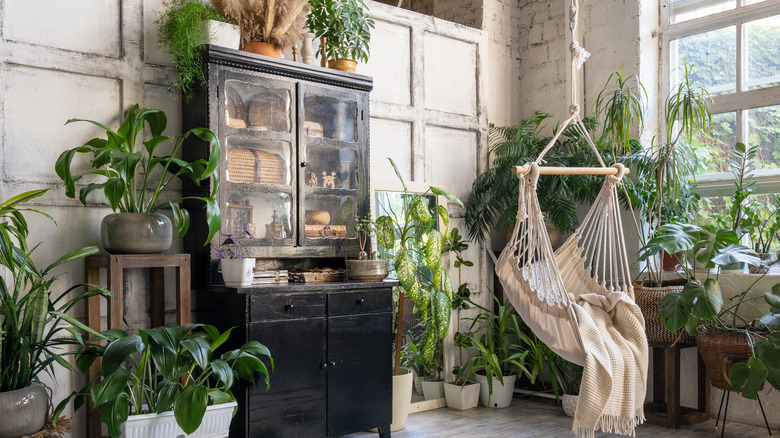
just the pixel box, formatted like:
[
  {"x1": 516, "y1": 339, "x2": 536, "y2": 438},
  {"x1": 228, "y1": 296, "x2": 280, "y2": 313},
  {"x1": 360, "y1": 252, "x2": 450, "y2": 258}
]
[
  {"x1": 55, "y1": 104, "x2": 222, "y2": 245},
  {"x1": 62, "y1": 323, "x2": 272, "y2": 437},
  {"x1": 156, "y1": 0, "x2": 226, "y2": 102},
  {"x1": 377, "y1": 158, "x2": 462, "y2": 375},
  {"x1": 0, "y1": 190, "x2": 110, "y2": 394},
  {"x1": 594, "y1": 66, "x2": 646, "y2": 156},
  {"x1": 306, "y1": 0, "x2": 375, "y2": 63},
  {"x1": 453, "y1": 289, "x2": 530, "y2": 403},
  {"x1": 466, "y1": 112, "x2": 601, "y2": 242}
]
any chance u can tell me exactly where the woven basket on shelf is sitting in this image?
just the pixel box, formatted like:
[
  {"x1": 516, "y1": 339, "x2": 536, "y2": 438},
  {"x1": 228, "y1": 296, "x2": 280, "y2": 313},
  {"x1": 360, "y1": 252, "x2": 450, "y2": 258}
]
[
  {"x1": 227, "y1": 148, "x2": 284, "y2": 184},
  {"x1": 696, "y1": 330, "x2": 757, "y2": 392},
  {"x1": 633, "y1": 279, "x2": 695, "y2": 346}
]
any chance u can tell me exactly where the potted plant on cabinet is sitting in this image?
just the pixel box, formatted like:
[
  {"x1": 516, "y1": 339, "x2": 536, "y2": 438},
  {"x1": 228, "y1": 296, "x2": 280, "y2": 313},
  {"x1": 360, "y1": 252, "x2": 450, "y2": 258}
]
[
  {"x1": 63, "y1": 323, "x2": 272, "y2": 438},
  {"x1": 345, "y1": 214, "x2": 388, "y2": 281},
  {"x1": 306, "y1": 0, "x2": 375, "y2": 72},
  {"x1": 216, "y1": 226, "x2": 256, "y2": 287},
  {"x1": 156, "y1": 0, "x2": 240, "y2": 102},
  {"x1": 375, "y1": 158, "x2": 462, "y2": 429},
  {"x1": 454, "y1": 288, "x2": 530, "y2": 409},
  {"x1": 55, "y1": 104, "x2": 221, "y2": 254},
  {"x1": 441, "y1": 228, "x2": 480, "y2": 410},
  {"x1": 0, "y1": 189, "x2": 110, "y2": 437},
  {"x1": 212, "y1": 0, "x2": 310, "y2": 57}
]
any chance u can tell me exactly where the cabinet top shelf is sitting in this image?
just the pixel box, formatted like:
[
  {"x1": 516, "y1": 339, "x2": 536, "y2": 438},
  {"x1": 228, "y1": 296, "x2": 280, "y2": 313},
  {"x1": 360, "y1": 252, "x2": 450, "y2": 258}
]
[
  {"x1": 209, "y1": 280, "x2": 399, "y2": 294},
  {"x1": 201, "y1": 45, "x2": 374, "y2": 92}
]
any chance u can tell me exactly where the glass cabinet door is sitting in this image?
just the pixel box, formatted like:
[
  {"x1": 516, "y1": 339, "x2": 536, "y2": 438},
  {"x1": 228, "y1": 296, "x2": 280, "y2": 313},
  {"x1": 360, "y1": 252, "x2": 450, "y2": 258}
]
[
  {"x1": 298, "y1": 84, "x2": 367, "y2": 247},
  {"x1": 219, "y1": 71, "x2": 297, "y2": 252}
]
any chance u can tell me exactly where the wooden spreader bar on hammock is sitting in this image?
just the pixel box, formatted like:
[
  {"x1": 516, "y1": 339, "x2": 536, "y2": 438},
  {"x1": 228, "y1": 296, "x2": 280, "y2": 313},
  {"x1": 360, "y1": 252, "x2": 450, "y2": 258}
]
[{"x1": 511, "y1": 165, "x2": 631, "y2": 176}]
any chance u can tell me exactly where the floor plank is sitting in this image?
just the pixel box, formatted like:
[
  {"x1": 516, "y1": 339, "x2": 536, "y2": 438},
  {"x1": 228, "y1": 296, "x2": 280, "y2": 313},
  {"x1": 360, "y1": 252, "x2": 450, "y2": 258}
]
[{"x1": 345, "y1": 395, "x2": 775, "y2": 437}]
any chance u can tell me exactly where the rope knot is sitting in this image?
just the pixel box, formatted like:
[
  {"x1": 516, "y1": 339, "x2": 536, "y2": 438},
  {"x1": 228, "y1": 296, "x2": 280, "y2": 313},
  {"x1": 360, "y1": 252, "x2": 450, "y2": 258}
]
[
  {"x1": 608, "y1": 163, "x2": 627, "y2": 184},
  {"x1": 570, "y1": 104, "x2": 580, "y2": 115}
]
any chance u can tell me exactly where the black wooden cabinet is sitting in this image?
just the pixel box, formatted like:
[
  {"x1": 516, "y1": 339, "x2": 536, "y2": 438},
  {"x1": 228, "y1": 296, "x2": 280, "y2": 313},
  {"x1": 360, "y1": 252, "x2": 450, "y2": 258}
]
[
  {"x1": 197, "y1": 282, "x2": 394, "y2": 437},
  {"x1": 182, "y1": 46, "x2": 373, "y2": 283}
]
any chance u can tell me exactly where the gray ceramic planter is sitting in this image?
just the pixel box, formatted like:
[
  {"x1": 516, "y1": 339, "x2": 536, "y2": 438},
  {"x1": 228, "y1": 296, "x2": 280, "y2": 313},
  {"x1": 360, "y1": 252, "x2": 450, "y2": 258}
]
[
  {"x1": 0, "y1": 383, "x2": 48, "y2": 438},
  {"x1": 101, "y1": 212, "x2": 173, "y2": 254}
]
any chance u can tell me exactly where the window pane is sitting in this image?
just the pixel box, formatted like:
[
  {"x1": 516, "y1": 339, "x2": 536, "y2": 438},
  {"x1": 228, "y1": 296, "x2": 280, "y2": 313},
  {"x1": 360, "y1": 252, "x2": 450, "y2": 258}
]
[
  {"x1": 691, "y1": 112, "x2": 737, "y2": 174},
  {"x1": 671, "y1": 26, "x2": 736, "y2": 95},
  {"x1": 672, "y1": 0, "x2": 734, "y2": 23},
  {"x1": 744, "y1": 15, "x2": 780, "y2": 90},
  {"x1": 747, "y1": 104, "x2": 780, "y2": 169},
  {"x1": 743, "y1": 0, "x2": 768, "y2": 5}
]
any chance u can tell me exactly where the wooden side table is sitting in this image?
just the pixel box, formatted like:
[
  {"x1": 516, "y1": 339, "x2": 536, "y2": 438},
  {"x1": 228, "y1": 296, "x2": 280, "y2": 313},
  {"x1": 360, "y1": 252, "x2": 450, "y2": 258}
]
[
  {"x1": 644, "y1": 342, "x2": 710, "y2": 428},
  {"x1": 84, "y1": 253, "x2": 191, "y2": 438}
]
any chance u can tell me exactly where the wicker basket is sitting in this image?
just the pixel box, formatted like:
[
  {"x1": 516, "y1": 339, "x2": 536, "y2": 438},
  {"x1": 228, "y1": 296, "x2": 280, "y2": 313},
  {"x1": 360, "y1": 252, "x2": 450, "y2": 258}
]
[
  {"x1": 634, "y1": 280, "x2": 695, "y2": 346},
  {"x1": 225, "y1": 85, "x2": 247, "y2": 128},
  {"x1": 696, "y1": 330, "x2": 756, "y2": 392},
  {"x1": 227, "y1": 148, "x2": 284, "y2": 184}
]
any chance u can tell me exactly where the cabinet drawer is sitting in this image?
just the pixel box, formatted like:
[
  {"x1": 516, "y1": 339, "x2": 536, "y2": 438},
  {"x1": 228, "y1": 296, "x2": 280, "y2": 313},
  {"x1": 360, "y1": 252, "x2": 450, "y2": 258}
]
[
  {"x1": 251, "y1": 293, "x2": 325, "y2": 321},
  {"x1": 328, "y1": 289, "x2": 392, "y2": 316}
]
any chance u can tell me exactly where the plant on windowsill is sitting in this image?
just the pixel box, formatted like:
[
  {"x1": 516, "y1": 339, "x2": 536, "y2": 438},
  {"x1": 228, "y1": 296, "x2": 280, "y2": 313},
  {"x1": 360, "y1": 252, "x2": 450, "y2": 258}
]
[
  {"x1": 0, "y1": 189, "x2": 110, "y2": 437},
  {"x1": 375, "y1": 158, "x2": 462, "y2": 429},
  {"x1": 55, "y1": 104, "x2": 221, "y2": 254},
  {"x1": 454, "y1": 288, "x2": 530, "y2": 409},
  {"x1": 156, "y1": 0, "x2": 240, "y2": 102},
  {"x1": 306, "y1": 0, "x2": 375, "y2": 72},
  {"x1": 62, "y1": 323, "x2": 272, "y2": 438},
  {"x1": 212, "y1": 0, "x2": 310, "y2": 57}
]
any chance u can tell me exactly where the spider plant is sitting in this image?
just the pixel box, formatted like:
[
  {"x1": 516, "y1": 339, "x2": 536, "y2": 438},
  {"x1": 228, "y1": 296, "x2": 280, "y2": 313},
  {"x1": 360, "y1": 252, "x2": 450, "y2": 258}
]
[{"x1": 594, "y1": 66, "x2": 646, "y2": 157}]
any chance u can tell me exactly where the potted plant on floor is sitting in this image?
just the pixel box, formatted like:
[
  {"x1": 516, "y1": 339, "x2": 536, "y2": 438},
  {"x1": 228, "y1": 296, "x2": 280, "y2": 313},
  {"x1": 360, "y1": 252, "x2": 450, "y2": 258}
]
[
  {"x1": 306, "y1": 0, "x2": 375, "y2": 72},
  {"x1": 63, "y1": 323, "x2": 272, "y2": 437},
  {"x1": 55, "y1": 104, "x2": 221, "y2": 254},
  {"x1": 454, "y1": 288, "x2": 530, "y2": 409},
  {"x1": 442, "y1": 228, "x2": 480, "y2": 410},
  {"x1": 376, "y1": 158, "x2": 462, "y2": 429},
  {"x1": 156, "y1": 0, "x2": 240, "y2": 102},
  {"x1": 0, "y1": 189, "x2": 110, "y2": 437},
  {"x1": 212, "y1": 0, "x2": 310, "y2": 57}
]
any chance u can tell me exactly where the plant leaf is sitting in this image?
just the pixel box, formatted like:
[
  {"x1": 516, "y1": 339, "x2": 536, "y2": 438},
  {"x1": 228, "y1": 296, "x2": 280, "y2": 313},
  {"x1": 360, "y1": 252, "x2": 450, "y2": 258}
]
[
  {"x1": 100, "y1": 394, "x2": 130, "y2": 438},
  {"x1": 430, "y1": 186, "x2": 464, "y2": 208},
  {"x1": 101, "y1": 335, "x2": 144, "y2": 376},
  {"x1": 174, "y1": 384, "x2": 209, "y2": 434}
]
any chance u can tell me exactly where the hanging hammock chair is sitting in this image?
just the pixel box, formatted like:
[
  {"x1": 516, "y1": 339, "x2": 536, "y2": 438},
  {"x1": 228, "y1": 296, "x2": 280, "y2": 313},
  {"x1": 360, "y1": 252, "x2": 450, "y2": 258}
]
[{"x1": 494, "y1": 2, "x2": 648, "y2": 437}]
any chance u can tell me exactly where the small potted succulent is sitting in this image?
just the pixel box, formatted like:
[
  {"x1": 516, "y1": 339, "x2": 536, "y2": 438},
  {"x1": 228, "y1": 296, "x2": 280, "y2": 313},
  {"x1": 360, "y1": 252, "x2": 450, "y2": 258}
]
[
  {"x1": 345, "y1": 214, "x2": 388, "y2": 281},
  {"x1": 63, "y1": 323, "x2": 272, "y2": 438},
  {"x1": 56, "y1": 104, "x2": 221, "y2": 254},
  {"x1": 306, "y1": 0, "x2": 375, "y2": 72},
  {"x1": 216, "y1": 226, "x2": 256, "y2": 287},
  {"x1": 156, "y1": 0, "x2": 241, "y2": 102}
]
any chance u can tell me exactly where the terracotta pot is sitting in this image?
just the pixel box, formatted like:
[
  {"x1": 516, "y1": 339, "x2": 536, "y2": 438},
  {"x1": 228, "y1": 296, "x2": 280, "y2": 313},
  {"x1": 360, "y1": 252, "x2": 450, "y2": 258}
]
[
  {"x1": 662, "y1": 250, "x2": 685, "y2": 271},
  {"x1": 101, "y1": 212, "x2": 173, "y2": 254},
  {"x1": 328, "y1": 59, "x2": 357, "y2": 73},
  {"x1": 244, "y1": 42, "x2": 281, "y2": 58},
  {"x1": 0, "y1": 383, "x2": 48, "y2": 438}
]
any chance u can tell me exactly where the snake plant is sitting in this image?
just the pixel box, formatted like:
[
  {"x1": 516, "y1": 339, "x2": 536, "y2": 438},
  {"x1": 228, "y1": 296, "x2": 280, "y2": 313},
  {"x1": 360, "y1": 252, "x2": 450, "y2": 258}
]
[{"x1": 0, "y1": 189, "x2": 110, "y2": 393}]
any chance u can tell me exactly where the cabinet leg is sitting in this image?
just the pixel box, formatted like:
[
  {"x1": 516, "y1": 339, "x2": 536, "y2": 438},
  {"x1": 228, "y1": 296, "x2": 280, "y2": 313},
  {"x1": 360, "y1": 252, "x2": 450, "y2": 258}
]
[{"x1": 377, "y1": 425, "x2": 391, "y2": 438}]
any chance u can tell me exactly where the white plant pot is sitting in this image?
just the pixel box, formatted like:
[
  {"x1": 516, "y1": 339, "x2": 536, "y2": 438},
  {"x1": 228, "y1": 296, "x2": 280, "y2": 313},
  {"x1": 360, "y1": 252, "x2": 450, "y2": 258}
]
[
  {"x1": 391, "y1": 368, "x2": 413, "y2": 432},
  {"x1": 120, "y1": 401, "x2": 237, "y2": 438},
  {"x1": 199, "y1": 20, "x2": 241, "y2": 50},
  {"x1": 421, "y1": 379, "x2": 445, "y2": 400},
  {"x1": 474, "y1": 373, "x2": 516, "y2": 408},
  {"x1": 221, "y1": 258, "x2": 255, "y2": 287},
  {"x1": 443, "y1": 381, "x2": 480, "y2": 411},
  {"x1": 562, "y1": 394, "x2": 578, "y2": 417},
  {"x1": 412, "y1": 369, "x2": 423, "y2": 395}
]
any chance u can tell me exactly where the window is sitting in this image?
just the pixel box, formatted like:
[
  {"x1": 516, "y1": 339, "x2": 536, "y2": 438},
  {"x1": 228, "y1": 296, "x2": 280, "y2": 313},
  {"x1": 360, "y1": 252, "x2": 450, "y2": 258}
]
[{"x1": 661, "y1": 0, "x2": 780, "y2": 200}]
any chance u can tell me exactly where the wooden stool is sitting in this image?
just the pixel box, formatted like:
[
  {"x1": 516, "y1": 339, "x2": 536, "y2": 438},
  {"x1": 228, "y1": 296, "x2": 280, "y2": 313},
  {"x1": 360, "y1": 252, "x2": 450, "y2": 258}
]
[
  {"x1": 84, "y1": 253, "x2": 191, "y2": 438},
  {"x1": 644, "y1": 342, "x2": 709, "y2": 428}
]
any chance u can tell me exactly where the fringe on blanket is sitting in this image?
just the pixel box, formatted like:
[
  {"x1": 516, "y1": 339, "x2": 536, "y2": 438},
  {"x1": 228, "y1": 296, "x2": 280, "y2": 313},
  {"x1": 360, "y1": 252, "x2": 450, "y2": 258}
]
[{"x1": 572, "y1": 408, "x2": 646, "y2": 438}]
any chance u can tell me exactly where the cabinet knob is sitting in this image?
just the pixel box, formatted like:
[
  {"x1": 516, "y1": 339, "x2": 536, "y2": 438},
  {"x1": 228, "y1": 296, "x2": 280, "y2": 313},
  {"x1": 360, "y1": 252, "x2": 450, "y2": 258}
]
[
  {"x1": 300, "y1": 162, "x2": 309, "y2": 168},
  {"x1": 284, "y1": 304, "x2": 294, "y2": 311},
  {"x1": 329, "y1": 361, "x2": 336, "y2": 367},
  {"x1": 356, "y1": 298, "x2": 365, "y2": 305},
  {"x1": 320, "y1": 362, "x2": 329, "y2": 369}
]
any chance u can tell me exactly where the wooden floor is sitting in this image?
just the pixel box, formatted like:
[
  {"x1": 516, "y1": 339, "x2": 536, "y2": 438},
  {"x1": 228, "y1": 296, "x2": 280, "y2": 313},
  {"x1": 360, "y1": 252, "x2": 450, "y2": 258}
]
[{"x1": 345, "y1": 395, "x2": 774, "y2": 438}]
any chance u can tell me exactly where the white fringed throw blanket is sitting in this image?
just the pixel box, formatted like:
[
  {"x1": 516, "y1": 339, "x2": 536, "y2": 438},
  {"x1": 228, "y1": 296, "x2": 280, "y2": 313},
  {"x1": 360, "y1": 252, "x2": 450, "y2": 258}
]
[{"x1": 571, "y1": 293, "x2": 647, "y2": 438}]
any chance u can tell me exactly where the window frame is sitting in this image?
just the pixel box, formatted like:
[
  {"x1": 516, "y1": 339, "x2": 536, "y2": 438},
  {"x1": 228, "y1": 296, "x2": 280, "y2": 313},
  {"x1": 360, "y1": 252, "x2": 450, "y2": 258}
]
[{"x1": 659, "y1": 0, "x2": 780, "y2": 197}]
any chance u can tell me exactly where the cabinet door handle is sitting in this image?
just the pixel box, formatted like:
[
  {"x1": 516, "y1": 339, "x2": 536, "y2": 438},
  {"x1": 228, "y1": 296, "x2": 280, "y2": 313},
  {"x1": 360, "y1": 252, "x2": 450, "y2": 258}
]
[
  {"x1": 356, "y1": 298, "x2": 365, "y2": 305},
  {"x1": 320, "y1": 362, "x2": 329, "y2": 369},
  {"x1": 329, "y1": 361, "x2": 336, "y2": 367},
  {"x1": 300, "y1": 161, "x2": 309, "y2": 168},
  {"x1": 284, "y1": 304, "x2": 294, "y2": 311}
]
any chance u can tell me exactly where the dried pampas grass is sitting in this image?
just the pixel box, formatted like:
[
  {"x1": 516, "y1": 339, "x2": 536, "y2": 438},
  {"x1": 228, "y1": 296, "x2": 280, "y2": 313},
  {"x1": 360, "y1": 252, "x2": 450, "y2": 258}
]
[{"x1": 213, "y1": 0, "x2": 310, "y2": 49}]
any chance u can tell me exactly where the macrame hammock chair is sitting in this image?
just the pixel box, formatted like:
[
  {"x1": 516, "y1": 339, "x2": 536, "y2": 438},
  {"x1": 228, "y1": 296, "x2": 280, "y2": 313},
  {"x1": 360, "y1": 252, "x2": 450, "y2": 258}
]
[{"x1": 495, "y1": 1, "x2": 648, "y2": 437}]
